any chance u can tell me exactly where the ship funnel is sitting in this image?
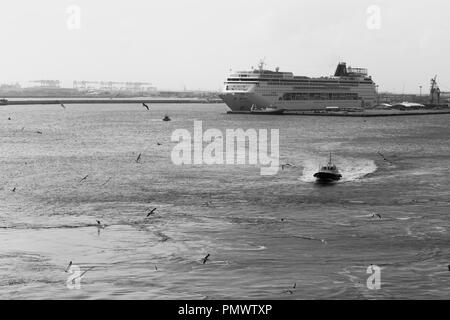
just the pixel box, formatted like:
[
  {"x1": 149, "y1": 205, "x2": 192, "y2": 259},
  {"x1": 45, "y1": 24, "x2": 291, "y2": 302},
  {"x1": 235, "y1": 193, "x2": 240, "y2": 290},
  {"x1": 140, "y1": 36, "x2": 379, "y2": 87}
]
[{"x1": 334, "y1": 62, "x2": 348, "y2": 77}]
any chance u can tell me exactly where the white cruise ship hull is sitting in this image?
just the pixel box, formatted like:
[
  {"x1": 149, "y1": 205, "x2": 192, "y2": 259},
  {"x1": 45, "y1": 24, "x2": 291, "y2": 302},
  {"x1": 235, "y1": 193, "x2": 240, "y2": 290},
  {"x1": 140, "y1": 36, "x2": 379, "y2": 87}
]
[{"x1": 219, "y1": 92, "x2": 364, "y2": 112}]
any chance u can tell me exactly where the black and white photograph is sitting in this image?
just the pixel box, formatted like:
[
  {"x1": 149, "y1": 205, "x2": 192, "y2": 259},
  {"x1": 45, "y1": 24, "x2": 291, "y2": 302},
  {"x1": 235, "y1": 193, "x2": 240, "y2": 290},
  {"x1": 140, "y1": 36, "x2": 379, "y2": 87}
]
[{"x1": 1, "y1": 0, "x2": 450, "y2": 306}]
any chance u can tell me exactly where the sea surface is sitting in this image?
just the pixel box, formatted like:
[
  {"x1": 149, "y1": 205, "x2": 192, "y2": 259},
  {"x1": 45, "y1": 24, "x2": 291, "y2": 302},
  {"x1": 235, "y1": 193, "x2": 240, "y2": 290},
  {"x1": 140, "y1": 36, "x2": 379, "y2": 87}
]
[{"x1": 1, "y1": 103, "x2": 450, "y2": 299}]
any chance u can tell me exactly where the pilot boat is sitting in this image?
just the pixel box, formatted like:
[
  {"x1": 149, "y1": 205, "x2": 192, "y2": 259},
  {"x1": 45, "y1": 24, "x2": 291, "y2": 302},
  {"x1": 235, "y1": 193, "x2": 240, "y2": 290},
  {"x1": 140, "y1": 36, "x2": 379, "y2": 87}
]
[{"x1": 313, "y1": 153, "x2": 342, "y2": 182}]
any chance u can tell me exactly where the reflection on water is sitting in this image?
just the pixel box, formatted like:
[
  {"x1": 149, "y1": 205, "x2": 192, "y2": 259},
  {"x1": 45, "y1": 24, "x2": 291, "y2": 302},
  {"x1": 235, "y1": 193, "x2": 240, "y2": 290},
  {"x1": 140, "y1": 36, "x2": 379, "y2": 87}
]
[{"x1": 1, "y1": 104, "x2": 450, "y2": 299}]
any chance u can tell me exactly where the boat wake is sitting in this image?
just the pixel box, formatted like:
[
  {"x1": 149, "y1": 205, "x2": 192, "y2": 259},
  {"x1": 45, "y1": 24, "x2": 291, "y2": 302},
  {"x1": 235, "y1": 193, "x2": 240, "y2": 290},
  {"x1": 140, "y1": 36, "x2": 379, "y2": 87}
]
[{"x1": 298, "y1": 155, "x2": 377, "y2": 183}]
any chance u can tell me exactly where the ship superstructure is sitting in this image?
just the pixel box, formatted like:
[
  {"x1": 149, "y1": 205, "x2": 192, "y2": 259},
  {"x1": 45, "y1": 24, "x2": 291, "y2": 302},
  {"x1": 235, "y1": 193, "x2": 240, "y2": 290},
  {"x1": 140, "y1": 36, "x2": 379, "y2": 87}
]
[{"x1": 219, "y1": 61, "x2": 377, "y2": 112}]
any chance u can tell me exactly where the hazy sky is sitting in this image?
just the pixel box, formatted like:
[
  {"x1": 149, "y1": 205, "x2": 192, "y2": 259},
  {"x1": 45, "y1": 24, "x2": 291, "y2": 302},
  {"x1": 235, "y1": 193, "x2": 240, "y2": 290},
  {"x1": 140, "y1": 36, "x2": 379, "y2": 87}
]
[{"x1": 1, "y1": 0, "x2": 449, "y2": 92}]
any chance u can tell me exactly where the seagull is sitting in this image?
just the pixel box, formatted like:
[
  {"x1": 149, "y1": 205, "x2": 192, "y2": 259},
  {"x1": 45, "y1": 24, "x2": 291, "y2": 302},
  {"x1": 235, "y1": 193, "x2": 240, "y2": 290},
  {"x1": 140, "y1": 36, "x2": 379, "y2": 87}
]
[
  {"x1": 95, "y1": 221, "x2": 106, "y2": 235},
  {"x1": 60, "y1": 103, "x2": 66, "y2": 109},
  {"x1": 202, "y1": 254, "x2": 210, "y2": 264},
  {"x1": 155, "y1": 231, "x2": 170, "y2": 242},
  {"x1": 142, "y1": 103, "x2": 150, "y2": 111},
  {"x1": 146, "y1": 208, "x2": 157, "y2": 217},
  {"x1": 101, "y1": 177, "x2": 112, "y2": 186},
  {"x1": 79, "y1": 175, "x2": 89, "y2": 182},
  {"x1": 136, "y1": 153, "x2": 142, "y2": 163},
  {"x1": 372, "y1": 213, "x2": 382, "y2": 219},
  {"x1": 36, "y1": 130, "x2": 42, "y2": 134},
  {"x1": 65, "y1": 261, "x2": 72, "y2": 273},
  {"x1": 377, "y1": 151, "x2": 391, "y2": 163},
  {"x1": 281, "y1": 163, "x2": 297, "y2": 170},
  {"x1": 8, "y1": 117, "x2": 11, "y2": 120},
  {"x1": 12, "y1": 187, "x2": 16, "y2": 192},
  {"x1": 448, "y1": 265, "x2": 450, "y2": 271},
  {"x1": 293, "y1": 282, "x2": 296, "y2": 289},
  {"x1": 157, "y1": 142, "x2": 162, "y2": 146},
  {"x1": 96, "y1": 220, "x2": 106, "y2": 229}
]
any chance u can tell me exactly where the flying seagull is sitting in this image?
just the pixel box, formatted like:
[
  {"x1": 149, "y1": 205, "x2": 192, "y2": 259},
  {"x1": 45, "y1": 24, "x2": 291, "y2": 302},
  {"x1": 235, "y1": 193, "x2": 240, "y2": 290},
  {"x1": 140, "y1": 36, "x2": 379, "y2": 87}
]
[
  {"x1": 281, "y1": 163, "x2": 297, "y2": 170},
  {"x1": 95, "y1": 220, "x2": 106, "y2": 235},
  {"x1": 202, "y1": 201, "x2": 211, "y2": 207},
  {"x1": 136, "y1": 153, "x2": 142, "y2": 163},
  {"x1": 372, "y1": 213, "x2": 382, "y2": 219},
  {"x1": 96, "y1": 220, "x2": 106, "y2": 228},
  {"x1": 282, "y1": 283, "x2": 296, "y2": 294},
  {"x1": 95, "y1": 221, "x2": 107, "y2": 234},
  {"x1": 377, "y1": 151, "x2": 391, "y2": 163},
  {"x1": 79, "y1": 175, "x2": 89, "y2": 182},
  {"x1": 65, "y1": 261, "x2": 73, "y2": 273},
  {"x1": 12, "y1": 187, "x2": 16, "y2": 192},
  {"x1": 146, "y1": 208, "x2": 157, "y2": 217},
  {"x1": 202, "y1": 254, "x2": 210, "y2": 264},
  {"x1": 142, "y1": 103, "x2": 150, "y2": 110},
  {"x1": 101, "y1": 177, "x2": 112, "y2": 186}
]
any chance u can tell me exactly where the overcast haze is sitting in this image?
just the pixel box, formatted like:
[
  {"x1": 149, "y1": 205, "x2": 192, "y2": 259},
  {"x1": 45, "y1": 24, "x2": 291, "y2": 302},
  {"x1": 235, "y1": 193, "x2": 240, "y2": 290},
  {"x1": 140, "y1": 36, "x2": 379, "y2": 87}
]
[{"x1": 1, "y1": 0, "x2": 449, "y2": 92}]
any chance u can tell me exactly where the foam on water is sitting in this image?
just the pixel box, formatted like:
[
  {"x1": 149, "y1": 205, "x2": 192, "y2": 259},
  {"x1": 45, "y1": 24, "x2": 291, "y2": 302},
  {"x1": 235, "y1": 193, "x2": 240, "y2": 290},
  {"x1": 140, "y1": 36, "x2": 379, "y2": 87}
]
[{"x1": 298, "y1": 153, "x2": 378, "y2": 183}]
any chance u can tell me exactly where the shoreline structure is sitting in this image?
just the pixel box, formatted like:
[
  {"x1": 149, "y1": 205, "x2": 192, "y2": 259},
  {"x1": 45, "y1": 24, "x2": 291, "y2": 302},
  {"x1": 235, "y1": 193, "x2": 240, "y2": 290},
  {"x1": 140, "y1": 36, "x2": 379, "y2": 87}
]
[
  {"x1": 2, "y1": 98, "x2": 449, "y2": 117},
  {"x1": 227, "y1": 109, "x2": 450, "y2": 117},
  {"x1": 0, "y1": 98, "x2": 222, "y2": 105}
]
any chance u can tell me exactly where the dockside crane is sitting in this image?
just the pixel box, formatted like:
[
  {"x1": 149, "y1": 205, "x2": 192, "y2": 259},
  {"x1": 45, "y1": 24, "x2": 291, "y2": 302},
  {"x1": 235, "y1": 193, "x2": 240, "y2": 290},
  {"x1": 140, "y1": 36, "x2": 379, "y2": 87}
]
[
  {"x1": 430, "y1": 75, "x2": 441, "y2": 105},
  {"x1": 430, "y1": 75, "x2": 450, "y2": 105}
]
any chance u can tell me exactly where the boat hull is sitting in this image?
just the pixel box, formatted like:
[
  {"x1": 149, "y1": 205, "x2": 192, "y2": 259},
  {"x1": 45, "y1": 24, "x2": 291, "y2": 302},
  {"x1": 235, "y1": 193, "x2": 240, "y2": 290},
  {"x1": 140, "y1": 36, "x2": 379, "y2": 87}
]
[
  {"x1": 250, "y1": 109, "x2": 286, "y2": 115},
  {"x1": 219, "y1": 92, "x2": 365, "y2": 112},
  {"x1": 313, "y1": 172, "x2": 342, "y2": 182}
]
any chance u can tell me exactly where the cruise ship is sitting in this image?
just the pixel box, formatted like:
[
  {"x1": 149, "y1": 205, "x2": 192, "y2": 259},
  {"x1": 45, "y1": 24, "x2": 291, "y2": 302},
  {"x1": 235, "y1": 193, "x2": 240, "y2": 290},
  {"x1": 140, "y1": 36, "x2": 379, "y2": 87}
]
[{"x1": 219, "y1": 61, "x2": 377, "y2": 112}]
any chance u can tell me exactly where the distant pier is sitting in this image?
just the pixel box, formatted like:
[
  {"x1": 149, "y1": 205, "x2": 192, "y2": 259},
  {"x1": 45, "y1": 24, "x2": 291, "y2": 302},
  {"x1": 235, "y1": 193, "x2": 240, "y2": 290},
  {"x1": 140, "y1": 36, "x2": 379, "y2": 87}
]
[
  {"x1": 227, "y1": 109, "x2": 450, "y2": 117},
  {"x1": 0, "y1": 98, "x2": 223, "y2": 106}
]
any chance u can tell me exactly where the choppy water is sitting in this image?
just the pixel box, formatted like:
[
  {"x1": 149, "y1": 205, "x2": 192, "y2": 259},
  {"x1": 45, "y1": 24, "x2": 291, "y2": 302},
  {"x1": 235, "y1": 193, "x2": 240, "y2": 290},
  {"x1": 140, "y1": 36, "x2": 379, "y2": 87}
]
[{"x1": 1, "y1": 103, "x2": 450, "y2": 299}]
